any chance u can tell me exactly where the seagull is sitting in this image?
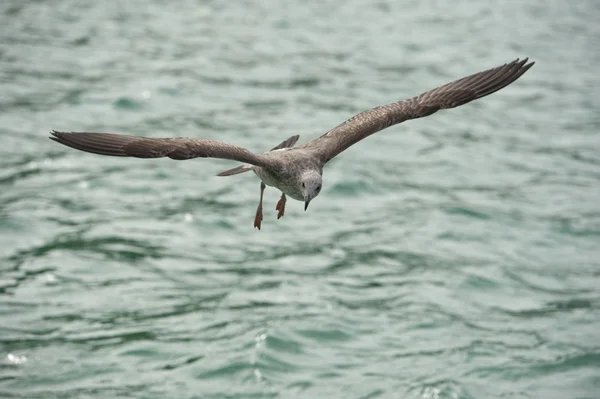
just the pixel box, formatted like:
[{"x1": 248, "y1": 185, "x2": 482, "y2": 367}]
[{"x1": 50, "y1": 58, "x2": 534, "y2": 229}]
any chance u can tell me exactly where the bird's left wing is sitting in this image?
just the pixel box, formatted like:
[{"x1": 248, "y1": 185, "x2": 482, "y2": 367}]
[{"x1": 300, "y1": 58, "x2": 534, "y2": 164}]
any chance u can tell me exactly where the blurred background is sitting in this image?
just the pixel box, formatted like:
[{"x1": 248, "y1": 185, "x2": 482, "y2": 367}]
[{"x1": 1, "y1": 0, "x2": 599, "y2": 398}]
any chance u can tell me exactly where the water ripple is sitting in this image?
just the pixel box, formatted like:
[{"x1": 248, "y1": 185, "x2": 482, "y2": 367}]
[{"x1": 1, "y1": 0, "x2": 600, "y2": 398}]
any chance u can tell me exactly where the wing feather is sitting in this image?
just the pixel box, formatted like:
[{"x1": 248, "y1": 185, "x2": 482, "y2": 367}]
[
  {"x1": 49, "y1": 131, "x2": 275, "y2": 168},
  {"x1": 301, "y1": 58, "x2": 534, "y2": 163}
]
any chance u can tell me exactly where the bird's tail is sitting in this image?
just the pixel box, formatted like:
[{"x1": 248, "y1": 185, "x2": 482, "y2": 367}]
[
  {"x1": 216, "y1": 134, "x2": 300, "y2": 177},
  {"x1": 217, "y1": 164, "x2": 253, "y2": 176}
]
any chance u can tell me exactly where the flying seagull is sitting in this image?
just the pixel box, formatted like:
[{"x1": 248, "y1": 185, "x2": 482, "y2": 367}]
[{"x1": 51, "y1": 58, "x2": 534, "y2": 229}]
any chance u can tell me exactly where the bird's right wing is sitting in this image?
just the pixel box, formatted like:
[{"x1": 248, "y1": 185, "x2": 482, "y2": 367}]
[{"x1": 50, "y1": 130, "x2": 278, "y2": 168}]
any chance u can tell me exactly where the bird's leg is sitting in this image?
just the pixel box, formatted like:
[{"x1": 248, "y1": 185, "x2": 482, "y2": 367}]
[
  {"x1": 254, "y1": 182, "x2": 266, "y2": 230},
  {"x1": 276, "y1": 193, "x2": 287, "y2": 219}
]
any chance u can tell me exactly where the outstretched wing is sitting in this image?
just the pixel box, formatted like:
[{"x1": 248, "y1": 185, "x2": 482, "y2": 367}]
[
  {"x1": 49, "y1": 131, "x2": 276, "y2": 168},
  {"x1": 300, "y1": 58, "x2": 534, "y2": 163}
]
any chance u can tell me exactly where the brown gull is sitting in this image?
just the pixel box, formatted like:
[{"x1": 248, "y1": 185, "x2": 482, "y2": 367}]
[{"x1": 50, "y1": 58, "x2": 534, "y2": 229}]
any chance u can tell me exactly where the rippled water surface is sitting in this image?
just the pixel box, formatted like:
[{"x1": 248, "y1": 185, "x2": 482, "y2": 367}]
[{"x1": 1, "y1": 1, "x2": 600, "y2": 398}]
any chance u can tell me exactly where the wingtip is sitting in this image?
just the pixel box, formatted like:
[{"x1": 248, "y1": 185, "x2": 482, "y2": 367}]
[
  {"x1": 50, "y1": 130, "x2": 67, "y2": 138},
  {"x1": 507, "y1": 57, "x2": 534, "y2": 68},
  {"x1": 517, "y1": 57, "x2": 535, "y2": 68},
  {"x1": 519, "y1": 58, "x2": 535, "y2": 75},
  {"x1": 502, "y1": 57, "x2": 534, "y2": 77}
]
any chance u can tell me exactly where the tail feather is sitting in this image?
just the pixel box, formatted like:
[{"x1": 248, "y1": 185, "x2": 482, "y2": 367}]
[{"x1": 216, "y1": 164, "x2": 252, "y2": 176}]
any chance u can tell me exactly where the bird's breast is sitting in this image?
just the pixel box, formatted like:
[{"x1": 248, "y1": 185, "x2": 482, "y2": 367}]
[{"x1": 253, "y1": 167, "x2": 303, "y2": 201}]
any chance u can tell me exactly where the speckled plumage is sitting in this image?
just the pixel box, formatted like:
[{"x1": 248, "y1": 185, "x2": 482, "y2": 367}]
[
  {"x1": 50, "y1": 58, "x2": 534, "y2": 228},
  {"x1": 253, "y1": 149, "x2": 323, "y2": 201}
]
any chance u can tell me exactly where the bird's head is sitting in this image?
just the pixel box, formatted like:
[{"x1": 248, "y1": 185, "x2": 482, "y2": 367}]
[{"x1": 300, "y1": 170, "x2": 322, "y2": 211}]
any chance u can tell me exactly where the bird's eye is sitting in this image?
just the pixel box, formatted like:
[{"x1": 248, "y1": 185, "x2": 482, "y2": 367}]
[
  {"x1": 316, "y1": 185, "x2": 321, "y2": 191},
  {"x1": 302, "y1": 183, "x2": 305, "y2": 188}
]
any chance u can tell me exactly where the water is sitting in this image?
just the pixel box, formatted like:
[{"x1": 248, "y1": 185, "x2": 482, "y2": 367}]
[{"x1": 1, "y1": 1, "x2": 599, "y2": 398}]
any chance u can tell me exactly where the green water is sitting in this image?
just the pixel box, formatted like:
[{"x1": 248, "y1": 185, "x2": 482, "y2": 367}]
[{"x1": 1, "y1": 1, "x2": 599, "y2": 398}]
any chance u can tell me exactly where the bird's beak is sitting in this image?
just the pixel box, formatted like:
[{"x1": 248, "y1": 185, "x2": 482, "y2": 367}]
[{"x1": 304, "y1": 198, "x2": 311, "y2": 211}]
